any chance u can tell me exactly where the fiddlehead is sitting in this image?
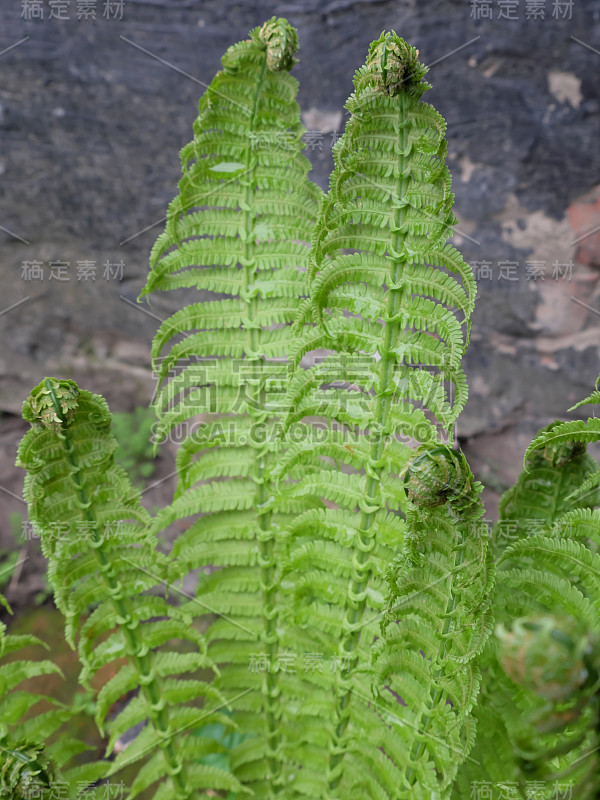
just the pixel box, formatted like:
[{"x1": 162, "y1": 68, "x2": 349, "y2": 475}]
[
  {"x1": 254, "y1": 16, "x2": 298, "y2": 72},
  {"x1": 22, "y1": 377, "x2": 79, "y2": 433},
  {"x1": 403, "y1": 444, "x2": 478, "y2": 511},
  {"x1": 496, "y1": 614, "x2": 596, "y2": 704},
  {"x1": 366, "y1": 30, "x2": 428, "y2": 96}
]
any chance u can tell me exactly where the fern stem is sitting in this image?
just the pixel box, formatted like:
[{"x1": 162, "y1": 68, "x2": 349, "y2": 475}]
[
  {"x1": 241, "y1": 58, "x2": 284, "y2": 796},
  {"x1": 44, "y1": 379, "x2": 192, "y2": 800},
  {"x1": 325, "y1": 96, "x2": 410, "y2": 797}
]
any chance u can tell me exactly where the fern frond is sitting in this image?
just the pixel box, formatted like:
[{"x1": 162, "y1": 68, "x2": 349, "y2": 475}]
[
  {"x1": 456, "y1": 403, "x2": 600, "y2": 799},
  {"x1": 276, "y1": 31, "x2": 484, "y2": 798},
  {"x1": 0, "y1": 593, "x2": 110, "y2": 797},
  {"x1": 138, "y1": 17, "x2": 323, "y2": 796},
  {"x1": 523, "y1": 419, "x2": 600, "y2": 467},
  {"x1": 551, "y1": 507, "x2": 600, "y2": 546},
  {"x1": 567, "y1": 375, "x2": 600, "y2": 410},
  {"x1": 16, "y1": 378, "x2": 241, "y2": 800},
  {"x1": 492, "y1": 423, "x2": 600, "y2": 554},
  {"x1": 564, "y1": 469, "x2": 600, "y2": 506},
  {"x1": 362, "y1": 446, "x2": 493, "y2": 799},
  {"x1": 492, "y1": 612, "x2": 600, "y2": 799}
]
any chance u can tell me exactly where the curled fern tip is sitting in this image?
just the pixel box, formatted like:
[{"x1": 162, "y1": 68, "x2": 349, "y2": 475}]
[
  {"x1": 255, "y1": 17, "x2": 298, "y2": 72},
  {"x1": 366, "y1": 30, "x2": 429, "y2": 96},
  {"x1": 22, "y1": 377, "x2": 79, "y2": 432},
  {"x1": 496, "y1": 615, "x2": 594, "y2": 702},
  {"x1": 403, "y1": 444, "x2": 477, "y2": 511}
]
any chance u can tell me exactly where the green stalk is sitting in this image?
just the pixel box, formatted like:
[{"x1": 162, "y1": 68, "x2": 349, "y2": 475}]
[{"x1": 241, "y1": 57, "x2": 284, "y2": 796}]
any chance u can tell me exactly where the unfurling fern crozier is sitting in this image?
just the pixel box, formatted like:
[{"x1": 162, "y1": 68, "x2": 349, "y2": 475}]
[
  {"x1": 139, "y1": 18, "x2": 323, "y2": 798},
  {"x1": 275, "y1": 31, "x2": 486, "y2": 800}
]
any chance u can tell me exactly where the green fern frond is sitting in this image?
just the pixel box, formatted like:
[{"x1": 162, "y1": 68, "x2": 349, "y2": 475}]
[
  {"x1": 0, "y1": 593, "x2": 109, "y2": 797},
  {"x1": 567, "y1": 378, "x2": 600, "y2": 411},
  {"x1": 564, "y1": 469, "x2": 600, "y2": 506},
  {"x1": 551, "y1": 507, "x2": 600, "y2": 546},
  {"x1": 492, "y1": 611, "x2": 600, "y2": 799},
  {"x1": 276, "y1": 31, "x2": 484, "y2": 798},
  {"x1": 523, "y1": 419, "x2": 600, "y2": 468},
  {"x1": 492, "y1": 423, "x2": 600, "y2": 554},
  {"x1": 138, "y1": 17, "x2": 323, "y2": 797},
  {"x1": 365, "y1": 445, "x2": 493, "y2": 799},
  {"x1": 16, "y1": 378, "x2": 241, "y2": 800},
  {"x1": 453, "y1": 621, "x2": 600, "y2": 800},
  {"x1": 0, "y1": 740, "x2": 58, "y2": 800},
  {"x1": 456, "y1": 400, "x2": 600, "y2": 799},
  {"x1": 450, "y1": 655, "x2": 526, "y2": 799}
]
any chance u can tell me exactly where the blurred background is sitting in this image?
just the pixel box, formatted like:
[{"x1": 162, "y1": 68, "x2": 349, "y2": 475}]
[{"x1": 1, "y1": 0, "x2": 599, "y2": 607}]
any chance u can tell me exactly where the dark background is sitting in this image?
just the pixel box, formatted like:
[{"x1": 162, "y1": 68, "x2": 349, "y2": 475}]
[{"x1": 1, "y1": 0, "x2": 600, "y2": 598}]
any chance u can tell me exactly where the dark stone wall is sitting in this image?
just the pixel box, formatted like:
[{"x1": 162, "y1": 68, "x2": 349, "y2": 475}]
[{"x1": 1, "y1": 0, "x2": 600, "y2": 534}]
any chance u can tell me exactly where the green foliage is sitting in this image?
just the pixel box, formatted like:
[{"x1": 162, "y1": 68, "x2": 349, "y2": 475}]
[
  {"x1": 270, "y1": 31, "x2": 483, "y2": 798},
  {"x1": 0, "y1": 740, "x2": 58, "y2": 800},
  {"x1": 192, "y1": 715, "x2": 248, "y2": 774},
  {"x1": 7, "y1": 20, "x2": 600, "y2": 800},
  {"x1": 453, "y1": 393, "x2": 600, "y2": 799},
  {"x1": 489, "y1": 419, "x2": 600, "y2": 557},
  {"x1": 0, "y1": 592, "x2": 109, "y2": 797},
  {"x1": 15, "y1": 377, "x2": 244, "y2": 800},
  {"x1": 370, "y1": 445, "x2": 493, "y2": 799},
  {"x1": 138, "y1": 16, "x2": 322, "y2": 797}
]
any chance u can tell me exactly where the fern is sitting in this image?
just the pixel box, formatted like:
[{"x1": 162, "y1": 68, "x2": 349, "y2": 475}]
[
  {"x1": 274, "y1": 32, "x2": 485, "y2": 799},
  {"x1": 488, "y1": 533, "x2": 600, "y2": 799},
  {"x1": 490, "y1": 420, "x2": 600, "y2": 555},
  {"x1": 138, "y1": 18, "x2": 322, "y2": 797},
  {"x1": 368, "y1": 445, "x2": 493, "y2": 799},
  {"x1": 15, "y1": 378, "x2": 242, "y2": 800},
  {"x1": 453, "y1": 389, "x2": 600, "y2": 799},
  {"x1": 7, "y1": 23, "x2": 600, "y2": 800},
  {"x1": 453, "y1": 612, "x2": 600, "y2": 800},
  {"x1": 0, "y1": 592, "x2": 108, "y2": 797}
]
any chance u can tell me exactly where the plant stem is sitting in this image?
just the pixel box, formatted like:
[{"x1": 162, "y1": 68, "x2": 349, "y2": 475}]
[
  {"x1": 241, "y1": 58, "x2": 284, "y2": 796},
  {"x1": 325, "y1": 94, "x2": 409, "y2": 797}
]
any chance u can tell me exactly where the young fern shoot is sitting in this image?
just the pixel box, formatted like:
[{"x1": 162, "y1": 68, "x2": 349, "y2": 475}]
[
  {"x1": 16, "y1": 378, "x2": 241, "y2": 800},
  {"x1": 138, "y1": 18, "x2": 322, "y2": 797},
  {"x1": 374, "y1": 444, "x2": 493, "y2": 799},
  {"x1": 274, "y1": 31, "x2": 482, "y2": 799}
]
